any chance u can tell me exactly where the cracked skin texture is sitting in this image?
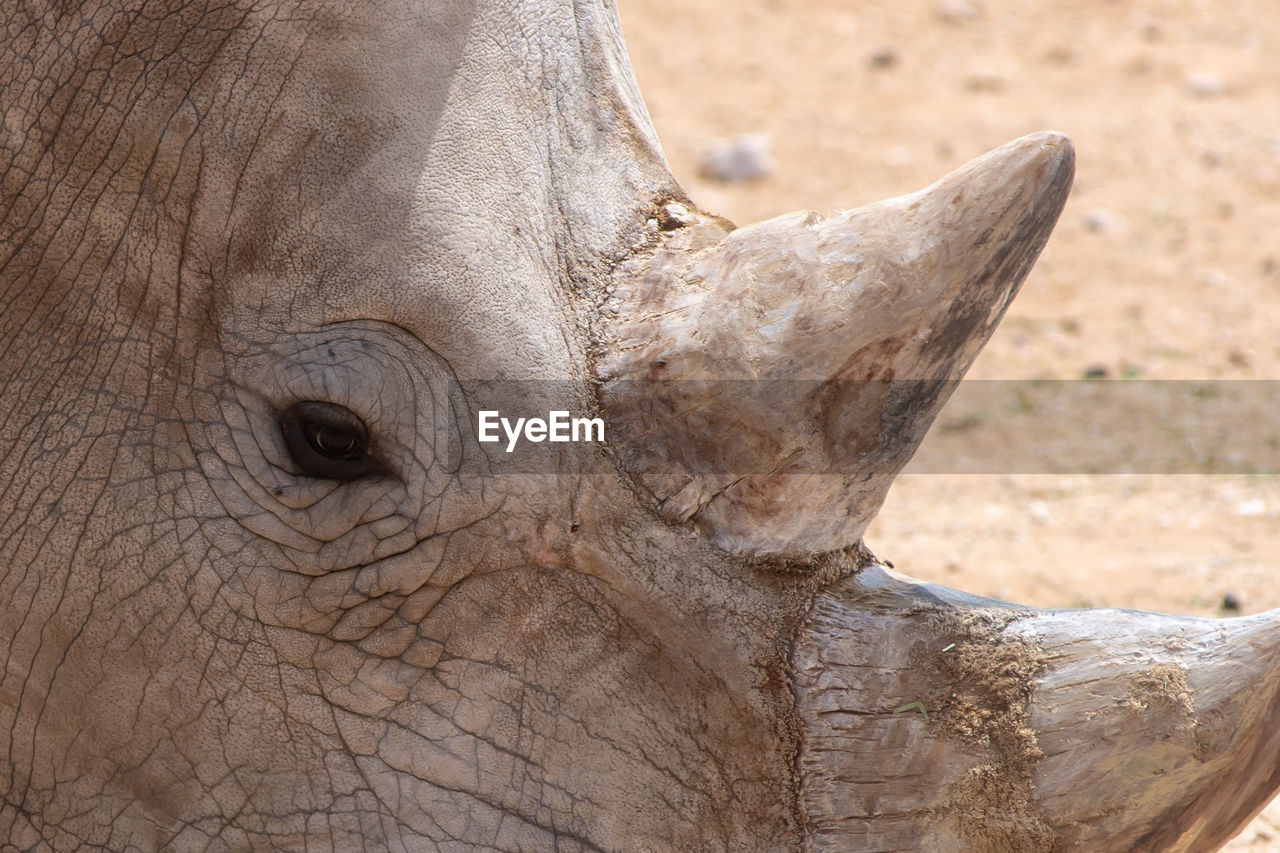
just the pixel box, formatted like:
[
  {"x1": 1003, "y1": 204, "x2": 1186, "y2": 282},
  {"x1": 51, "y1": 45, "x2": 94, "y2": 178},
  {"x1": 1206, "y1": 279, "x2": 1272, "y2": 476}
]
[{"x1": 0, "y1": 1, "x2": 830, "y2": 848}]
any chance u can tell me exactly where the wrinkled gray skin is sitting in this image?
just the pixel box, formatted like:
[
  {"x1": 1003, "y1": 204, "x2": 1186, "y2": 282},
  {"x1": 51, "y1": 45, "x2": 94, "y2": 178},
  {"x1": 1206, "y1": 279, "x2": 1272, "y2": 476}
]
[
  {"x1": 0, "y1": 1, "x2": 1124, "y2": 851},
  {"x1": 0, "y1": 1, "x2": 819, "y2": 848}
]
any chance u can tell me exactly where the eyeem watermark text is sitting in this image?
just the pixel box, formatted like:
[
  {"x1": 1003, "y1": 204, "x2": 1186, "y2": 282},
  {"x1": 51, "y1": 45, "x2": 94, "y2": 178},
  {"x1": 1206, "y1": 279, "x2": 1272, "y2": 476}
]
[{"x1": 478, "y1": 410, "x2": 605, "y2": 452}]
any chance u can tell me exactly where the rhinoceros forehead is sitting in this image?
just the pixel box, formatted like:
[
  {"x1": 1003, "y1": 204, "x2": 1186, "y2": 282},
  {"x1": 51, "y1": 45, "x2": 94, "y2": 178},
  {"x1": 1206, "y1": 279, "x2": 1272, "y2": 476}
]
[
  {"x1": 214, "y1": 0, "x2": 680, "y2": 379},
  {"x1": 3, "y1": 0, "x2": 672, "y2": 380}
]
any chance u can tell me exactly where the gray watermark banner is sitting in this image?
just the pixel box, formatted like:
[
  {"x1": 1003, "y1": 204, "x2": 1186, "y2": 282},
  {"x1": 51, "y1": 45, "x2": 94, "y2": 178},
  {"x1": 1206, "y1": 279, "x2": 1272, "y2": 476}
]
[{"x1": 460, "y1": 380, "x2": 1280, "y2": 474}]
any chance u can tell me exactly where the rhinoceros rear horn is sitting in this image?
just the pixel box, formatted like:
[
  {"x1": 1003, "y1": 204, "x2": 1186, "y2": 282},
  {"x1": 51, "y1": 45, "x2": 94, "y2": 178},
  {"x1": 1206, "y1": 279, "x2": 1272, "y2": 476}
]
[{"x1": 599, "y1": 132, "x2": 1075, "y2": 558}]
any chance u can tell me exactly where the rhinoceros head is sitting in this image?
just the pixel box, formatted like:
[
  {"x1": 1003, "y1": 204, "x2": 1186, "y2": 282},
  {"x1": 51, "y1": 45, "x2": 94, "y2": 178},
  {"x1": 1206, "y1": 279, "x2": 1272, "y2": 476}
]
[{"x1": 1, "y1": 1, "x2": 1276, "y2": 851}]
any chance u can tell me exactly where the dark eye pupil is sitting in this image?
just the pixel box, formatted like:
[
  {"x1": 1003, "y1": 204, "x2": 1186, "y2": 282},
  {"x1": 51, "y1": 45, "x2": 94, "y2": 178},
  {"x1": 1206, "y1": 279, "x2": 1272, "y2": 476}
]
[
  {"x1": 279, "y1": 401, "x2": 376, "y2": 480},
  {"x1": 306, "y1": 423, "x2": 361, "y2": 458}
]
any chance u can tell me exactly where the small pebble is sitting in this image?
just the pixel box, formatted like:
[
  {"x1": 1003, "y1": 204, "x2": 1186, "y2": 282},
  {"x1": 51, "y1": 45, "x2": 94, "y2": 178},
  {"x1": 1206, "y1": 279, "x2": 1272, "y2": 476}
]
[
  {"x1": 1221, "y1": 592, "x2": 1242, "y2": 612},
  {"x1": 1083, "y1": 208, "x2": 1128, "y2": 236},
  {"x1": 1124, "y1": 54, "x2": 1154, "y2": 77},
  {"x1": 937, "y1": 0, "x2": 979, "y2": 22},
  {"x1": 698, "y1": 134, "x2": 775, "y2": 183},
  {"x1": 1029, "y1": 501, "x2": 1051, "y2": 523},
  {"x1": 1236, "y1": 499, "x2": 1265, "y2": 517},
  {"x1": 869, "y1": 48, "x2": 898, "y2": 69},
  {"x1": 1044, "y1": 46, "x2": 1074, "y2": 66},
  {"x1": 963, "y1": 72, "x2": 1006, "y2": 93},
  {"x1": 1184, "y1": 72, "x2": 1226, "y2": 97}
]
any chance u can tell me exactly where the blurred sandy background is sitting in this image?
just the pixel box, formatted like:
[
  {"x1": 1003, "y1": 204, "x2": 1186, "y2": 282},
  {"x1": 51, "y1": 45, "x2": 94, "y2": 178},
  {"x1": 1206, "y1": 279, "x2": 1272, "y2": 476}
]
[{"x1": 620, "y1": 0, "x2": 1280, "y2": 846}]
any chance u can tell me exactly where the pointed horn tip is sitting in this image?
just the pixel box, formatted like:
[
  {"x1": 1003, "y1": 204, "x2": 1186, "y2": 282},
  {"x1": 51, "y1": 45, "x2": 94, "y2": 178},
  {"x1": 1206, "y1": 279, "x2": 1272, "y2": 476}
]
[
  {"x1": 928, "y1": 131, "x2": 1075, "y2": 214},
  {"x1": 1030, "y1": 129, "x2": 1075, "y2": 184},
  {"x1": 1021, "y1": 129, "x2": 1073, "y2": 151},
  {"x1": 990, "y1": 130, "x2": 1076, "y2": 192},
  {"x1": 998, "y1": 129, "x2": 1074, "y2": 161}
]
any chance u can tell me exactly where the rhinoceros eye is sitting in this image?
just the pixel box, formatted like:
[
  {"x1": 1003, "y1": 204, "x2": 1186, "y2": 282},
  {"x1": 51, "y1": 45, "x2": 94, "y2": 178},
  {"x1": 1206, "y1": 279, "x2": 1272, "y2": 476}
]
[{"x1": 279, "y1": 401, "x2": 377, "y2": 480}]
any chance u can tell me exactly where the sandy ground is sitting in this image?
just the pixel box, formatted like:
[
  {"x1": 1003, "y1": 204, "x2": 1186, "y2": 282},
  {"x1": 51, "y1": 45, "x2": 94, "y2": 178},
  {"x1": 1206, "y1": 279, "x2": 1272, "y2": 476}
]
[{"x1": 620, "y1": 0, "x2": 1280, "y2": 846}]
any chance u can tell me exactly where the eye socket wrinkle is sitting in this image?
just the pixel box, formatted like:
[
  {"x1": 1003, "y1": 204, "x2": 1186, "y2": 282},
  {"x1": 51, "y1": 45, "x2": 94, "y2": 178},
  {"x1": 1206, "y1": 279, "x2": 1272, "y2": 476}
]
[{"x1": 279, "y1": 400, "x2": 380, "y2": 481}]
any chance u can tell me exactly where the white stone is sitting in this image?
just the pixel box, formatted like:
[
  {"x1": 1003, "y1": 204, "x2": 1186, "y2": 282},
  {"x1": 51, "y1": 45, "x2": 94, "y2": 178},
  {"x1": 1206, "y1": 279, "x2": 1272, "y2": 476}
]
[
  {"x1": 1235, "y1": 499, "x2": 1265, "y2": 517},
  {"x1": 697, "y1": 133, "x2": 775, "y2": 182},
  {"x1": 1185, "y1": 72, "x2": 1226, "y2": 97}
]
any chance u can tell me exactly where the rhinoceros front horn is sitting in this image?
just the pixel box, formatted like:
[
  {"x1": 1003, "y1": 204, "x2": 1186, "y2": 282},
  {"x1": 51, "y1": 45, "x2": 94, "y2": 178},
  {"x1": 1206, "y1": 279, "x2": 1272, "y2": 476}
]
[
  {"x1": 599, "y1": 126, "x2": 1280, "y2": 851},
  {"x1": 599, "y1": 132, "x2": 1074, "y2": 558}
]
